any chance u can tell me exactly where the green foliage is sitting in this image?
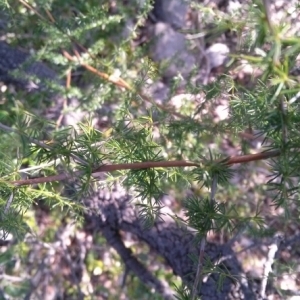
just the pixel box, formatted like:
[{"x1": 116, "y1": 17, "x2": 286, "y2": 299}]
[
  {"x1": 0, "y1": 0, "x2": 300, "y2": 299},
  {"x1": 174, "y1": 284, "x2": 196, "y2": 300},
  {"x1": 193, "y1": 152, "x2": 234, "y2": 188}
]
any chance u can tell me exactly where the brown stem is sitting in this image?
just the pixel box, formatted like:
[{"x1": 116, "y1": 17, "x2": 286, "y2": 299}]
[
  {"x1": 62, "y1": 50, "x2": 188, "y2": 120},
  {"x1": 226, "y1": 149, "x2": 280, "y2": 164},
  {"x1": 10, "y1": 150, "x2": 281, "y2": 187}
]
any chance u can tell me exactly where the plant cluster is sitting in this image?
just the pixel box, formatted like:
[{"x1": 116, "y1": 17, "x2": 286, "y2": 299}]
[{"x1": 0, "y1": 0, "x2": 300, "y2": 299}]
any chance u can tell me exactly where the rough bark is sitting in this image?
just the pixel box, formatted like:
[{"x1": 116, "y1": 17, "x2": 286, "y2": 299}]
[
  {"x1": 0, "y1": 41, "x2": 60, "y2": 91},
  {"x1": 85, "y1": 183, "x2": 256, "y2": 299},
  {"x1": 0, "y1": 41, "x2": 68, "y2": 123}
]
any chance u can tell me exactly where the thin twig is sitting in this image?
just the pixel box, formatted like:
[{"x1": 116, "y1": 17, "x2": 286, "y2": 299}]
[
  {"x1": 44, "y1": 8, "x2": 55, "y2": 23},
  {"x1": 4, "y1": 192, "x2": 14, "y2": 215},
  {"x1": 11, "y1": 161, "x2": 197, "y2": 186},
  {"x1": 9, "y1": 150, "x2": 282, "y2": 186},
  {"x1": 279, "y1": 98, "x2": 288, "y2": 144},
  {"x1": 210, "y1": 175, "x2": 218, "y2": 204},
  {"x1": 188, "y1": 10, "x2": 211, "y2": 84},
  {"x1": 17, "y1": 162, "x2": 57, "y2": 173},
  {"x1": 192, "y1": 174, "x2": 218, "y2": 299},
  {"x1": 62, "y1": 50, "x2": 188, "y2": 120},
  {"x1": 192, "y1": 237, "x2": 206, "y2": 300},
  {"x1": 262, "y1": 0, "x2": 281, "y2": 65},
  {"x1": 288, "y1": 90, "x2": 300, "y2": 104},
  {"x1": 56, "y1": 69, "x2": 71, "y2": 129},
  {"x1": 262, "y1": 0, "x2": 274, "y2": 35},
  {"x1": 260, "y1": 235, "x2": 282, "y2": 299},
  {"x1": 18, "y1": 0, "x2": 47, "y2": 22}
]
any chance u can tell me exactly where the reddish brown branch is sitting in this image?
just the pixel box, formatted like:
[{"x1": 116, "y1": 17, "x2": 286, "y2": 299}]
[
  {"x1": 226, "y1": 149, "x2": 280, "y2": 164},
  {"x1": 62, "y1": 50, "x2": 187, "y2": 119},
  {"x1": 10, "y1": 150, "x2": 280, "y2": 187}
]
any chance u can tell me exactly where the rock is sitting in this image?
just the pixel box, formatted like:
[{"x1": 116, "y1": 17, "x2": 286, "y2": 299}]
[
  {"x1": 205, "y1": 43, "x2": 230, "y2": 69},
  {"x1": 152, "y1": 0, "x2": 188, "y2": 29},
  {"x1": 149, "y1": 22, "x2": 196, "y2": 79},
  {"x1": 170, "y1": 93, "x2": 205, "y2": 109},
  {"x1": 227, "y1": 0, "x2": 242, "y2": 13},
  {"x1": 0, "y1": 41, "x2": 60, "y2": 91},
  {"x1": 145, "y1": 81, "x2": 170, "y2": 104}
]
